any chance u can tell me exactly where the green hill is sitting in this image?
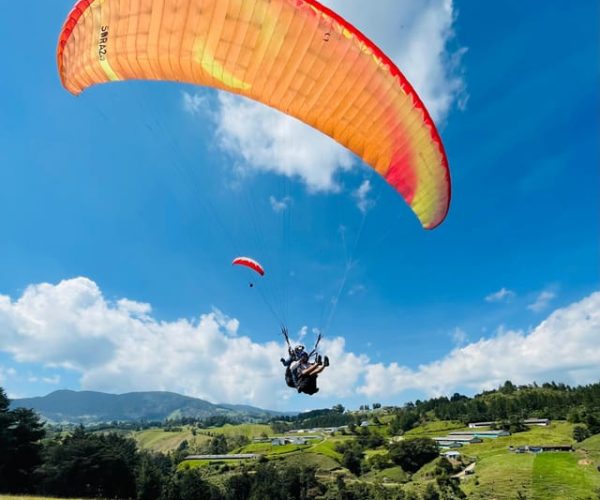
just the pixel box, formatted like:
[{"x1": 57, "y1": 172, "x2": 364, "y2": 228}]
[
  {"x1": 172, "y1": 418, "x2": 599, "y2": 499},
  {"x1": 11, "y1": 389, "x2": 286, "y2": 424}
]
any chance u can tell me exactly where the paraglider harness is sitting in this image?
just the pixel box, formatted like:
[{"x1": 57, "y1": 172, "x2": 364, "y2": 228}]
[{"x1": 281, "y1": 326, "x2": 322, "y2": 395}]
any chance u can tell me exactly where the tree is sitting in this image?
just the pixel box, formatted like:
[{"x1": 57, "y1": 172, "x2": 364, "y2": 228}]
[
  {"x1": 225, "y1": 470, "x2": 253, "y2": 500},
  {"x1": 422, "y1": 483, "x2": 440, "y2": 500},
  {"x1": 388, "y1": 438, "x2": 439, "y2": 473},
  {"x1": 585, "y1": 412, "x2": 600, "y2": 435},
  {"x1": 389, "y1": 411, "x2": 419, "y2": 435},
  {"x1": 208, "y1": 434, "x2": 228, "y2": 455},
  {"x1": 39, "y1": 428, "x2": 139, "y2": 499},
  {"x1": 164, "y1": 468, "x2": 222, "y2": 500},
  {"x1": 136, "y1": 451, "x2": 171, "y2": 500},
  {"x1": 0, "y1": 389, "x2": 10, "y2": 483},
  {"x1": 369, "y1": 453, "x2": 392, "y2": 471},
  {"x1": 500, "y1": 380, "x2": 517, "y2": 394},
  {"x1": 573, "y1": 425, "x2": 591, "y2": 442},
  {"x1": 250, "y1": 462, "x2": 282, "y2": 500},
  {"x1": 341, "y1": 443, "x2": 364, "y2": 476},
  {"x1": 0, "y1": 388, "x2": 46, "y2": 493}
]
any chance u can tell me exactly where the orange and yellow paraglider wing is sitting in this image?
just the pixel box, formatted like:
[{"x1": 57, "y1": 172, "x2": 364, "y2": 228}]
[{"x1": 58, "y1": 0, "x2": 450, "y2": 229}]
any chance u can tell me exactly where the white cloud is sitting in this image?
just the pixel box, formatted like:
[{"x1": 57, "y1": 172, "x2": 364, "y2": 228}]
[
  {"x1": 322, "y1": 0, "x2": 467, "y2": 123},
  {"x1": 1, "y1": 278, "x2": 596, "y2": 408},
  {"x1": 0, "y1": 278, "x2": 285, "y2": 407},
  {"x1": 318, "y1": 337, "x2": 371, "y2": 398},
  {"x1": 215, "y1": 93, "x2": 354, "y2": 192},
  {"x1": 269, "y1": 195, "x2": 292, "y2": 213},
  {"x1": 197, "y1": 0, "x2": 465, "y2": 193},
  {"x1": 117, "y1": 298, "x2": 152, "y2": 318},
  {"x1": 485, "y1": 287, "x2": 516, "y2": 303},
  {"x1": 528, "y1": 290, "x2": 556, "y2": 312},
  {"x1": 358, "y1": 292, "x2": 600, "y2": 397},
  {"x1": 353, "y1": 180, "x2": 375, "y2": 214}
]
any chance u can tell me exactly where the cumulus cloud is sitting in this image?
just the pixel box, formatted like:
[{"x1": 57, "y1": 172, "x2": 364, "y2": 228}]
[
  {"x1": 528, "y1": 290, "x2": 556, "y2": 312},
  {"x1": 353, "y1": 180, "x2": 375, "y2": 214},
  {"x1": 215, "y1": 93, "x2": 354, "y2": 192},
  {"x1": 485, "y1": 287, "x2": 516, "y2": 303},
  {"x1": 192, "y1": 0, "x2": 466, "y2": 193},
  {"x1": 323, "y1": 0, "x2": 467, "y2": 122},
  {"x1": 0, "y1": 278, "x2": 285, "y2": 407},
  {"x1": 358, "y1": 292, "x2": 600, "y2": 397},
  {"x1": 1, "y1": 278, "x2": 596, "y2": 407}
]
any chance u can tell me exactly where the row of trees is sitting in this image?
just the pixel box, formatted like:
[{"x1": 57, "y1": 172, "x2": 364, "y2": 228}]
[
  {"x1": 333, "y1": 424, "x2": 440, "y2": 478},
  {"x1": 271, "y1": 404, "x2": 355, "y2": 431},
  {"x1": 384, "y1": 381, "x2": 600, "y2": 435}
]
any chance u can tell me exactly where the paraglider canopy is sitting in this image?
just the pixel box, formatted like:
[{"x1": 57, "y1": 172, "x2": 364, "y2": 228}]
[
  {"x1": 232, "y1": 256, "x2": 265, "y2": 276},
  {"x1": 57, "y1": 0, "x2": 451, "y2": 229}
]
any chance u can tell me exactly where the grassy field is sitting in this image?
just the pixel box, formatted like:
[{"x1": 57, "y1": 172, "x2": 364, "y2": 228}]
[
  {"x1": 131, "y1": 423, "x2": 272, "y2": 453},
  {"x1": 131, "y1": 419, "x2": 600, "y2": 499},
  {"x1": 576, "y1": 433, "x2": 600, "y2": 460},
  {"x1": 179, "y1": 457, "x2": 257, "y2": 470},
  {"x1": 240, "y1": 442, "x2": 311, "y2": 455},
  {"x1": 458, "y1": 421, "x2": 600, "y2": 499},
  {"x1": 277, "y1": 451, "x2": 341, "y2": 472},
  {"x1": 362, "y1": 465, "x2": 409, "y2": 484},
  {"x1": 132, "y1": 426, "x2": 210, "y2": 452},
  {"x1": 462, "y1": 451, "x2": 535, "y2": 499},
  {"x1": 196, "y1": 423, "x2": 271, "y2": 438},
  {"x1": 404, "y1": 420, "x2": 467, "y2": 437},
  {"x1": 144, "y1": 420, "x2": 600, "y2": 499},
  {"x1": 532, "y1": 452, "x2": 600, "y2": 500},
  {"x1": 307, "y1": 437, "x2": 345, "y2": 461}
]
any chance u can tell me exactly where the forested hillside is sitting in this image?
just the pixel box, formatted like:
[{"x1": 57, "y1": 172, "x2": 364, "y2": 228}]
[{"x1": 2, "y1": 381, "x2": 599, "y2": 499}]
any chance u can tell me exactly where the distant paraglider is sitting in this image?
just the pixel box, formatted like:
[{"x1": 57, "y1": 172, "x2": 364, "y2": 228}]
[
  {"x1": 231, "y1": 257, "x2": 265, "y2": 277},
  {"x1": 232, "y1": 256, "x2": 265, "y2": 288}
]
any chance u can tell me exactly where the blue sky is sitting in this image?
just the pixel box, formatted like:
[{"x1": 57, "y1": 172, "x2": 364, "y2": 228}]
[{"x1": 0, "y1": 0, "x2": 598, "y2": 410}]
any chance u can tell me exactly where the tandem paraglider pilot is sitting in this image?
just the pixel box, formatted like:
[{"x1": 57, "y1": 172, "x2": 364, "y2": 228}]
[{"x1": 280, "y1": 328, "x2": 329, "y2": 395}]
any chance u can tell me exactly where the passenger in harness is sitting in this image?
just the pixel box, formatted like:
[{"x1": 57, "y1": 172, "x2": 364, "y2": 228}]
[
  {"x1": 292, "y1": 352, "x2": 329, "y2": 395},
  {"x1": 280, "y1": 327, "x2": 329, "y2": 395}
]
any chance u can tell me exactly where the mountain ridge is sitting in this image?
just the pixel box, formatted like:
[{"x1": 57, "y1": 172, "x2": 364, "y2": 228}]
[{"x1": 11, "y1": 389, "x2": 288, "y2": 424}]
